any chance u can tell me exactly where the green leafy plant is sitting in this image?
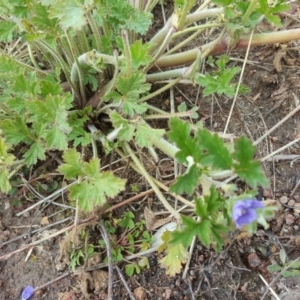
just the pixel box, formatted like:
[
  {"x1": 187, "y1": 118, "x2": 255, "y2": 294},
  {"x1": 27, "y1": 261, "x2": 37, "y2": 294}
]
[
  {"x1": 98, "y1": 213, "x2": 154, "y2": 276},
  {"x1": 70, "y1": 243, "x2": 95, "y2": 271},
  {"x1": 267, "y1": 249, "x2": 300, "y2": 278},
  {"x1": 69, "y1": 229, "x2": 95, "y2": 271},
  {"x1": 0, "y1": 0, "x2": 297, "y2": 276}
]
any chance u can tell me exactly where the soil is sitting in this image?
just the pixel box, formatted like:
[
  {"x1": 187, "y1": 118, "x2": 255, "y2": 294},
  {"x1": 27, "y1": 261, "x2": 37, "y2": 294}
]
[{"x1": 1, "y1": 2, "x2": 300, "y2": 300}]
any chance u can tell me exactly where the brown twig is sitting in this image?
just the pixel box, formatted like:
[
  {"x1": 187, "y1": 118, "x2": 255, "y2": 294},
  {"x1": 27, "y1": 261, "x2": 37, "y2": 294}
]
[
  {"x1": 104, "y1": 188, "x2": 154, "y2": 213},
  {"x1": 0, "y1": 217, "x2": 73, "y2": 248},
  {"x1": 98, "y1": 220, "x2": 113, "y2": 299},
  {"x1": 115, "y1": 265, "x2": 136, "y2": 300},
  {"x1": 0, "y1": 216, "x2": 96, "y2": 260},
  {"x1": 188, "y1": 277, "x2": 196, "y2": 300},
  {"x1": 34, "y1": 272, "x2": 71, "y2": 292}
]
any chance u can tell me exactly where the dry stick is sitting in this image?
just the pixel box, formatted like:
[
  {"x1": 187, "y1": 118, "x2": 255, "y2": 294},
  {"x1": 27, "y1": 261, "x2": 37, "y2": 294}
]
[
  {"x1": 104, "y1": 188, "x2": 154, "y2": 213},
  {"x1": 290, "y1": 178, "x2": 300, "y2": 197},
  {"x1": 105, "y1": 178, "x2": 191, "y2": 214},
  {"x1": 260, "y1": 255, "x2": 300, "y2": 300},
  {"x1": 265, "y1": 154, "x2": 300, "y2": 162},
  {"x1": 16, "y1": 180, "x2": 78, "y2": 217},
  {"x1": 260, "y1": 137, "x2": 300, "y2": 163},
  {"x1": 253, "y1": 98, "x2": 300, "y2": 146},
  {"x1": 182, "y1": 233, "x2": 197, "y2": 280},
  {"x1": 34, "y1": 272, "x2": 71, "y2": 293},
  {"x1": 259, "y1": 274, "x2": 280, "y2": 300},
  {"x1": 124, "y1": 142, "x2": 180, "y2": 220},
  {"x1": 223, "y1": 30, "x2": 253, "y2": 134},
  {"x1": 0, "y1": 216, "x2": 96, "y2": 260},
  {"x1": 115, "y1": 265, "x2": 136, "y2": 300},
  {"x1": 170, "y1": 87, "x2": 179, "y2": 210},
  {"x1": 115, "y1": 148, "x2": 194, "y2": 209},
  {"x1": 0, "y1": 217, "x2": 73, "y2": 248},
  {"x1": 98, "y1": 220, "x2": 113, "y2": 299},
  {"x1": 188, "y1": 277, "x2": 196, "y2": 300}
]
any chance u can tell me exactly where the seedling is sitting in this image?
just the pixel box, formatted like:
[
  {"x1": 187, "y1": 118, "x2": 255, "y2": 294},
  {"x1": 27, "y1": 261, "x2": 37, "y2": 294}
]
[
  {"x1": 268, "y1": 249, "x2": 300, "y2": 278},
  {"x1": 98, "y1": 212, "x2": 154, "y2": 275}
]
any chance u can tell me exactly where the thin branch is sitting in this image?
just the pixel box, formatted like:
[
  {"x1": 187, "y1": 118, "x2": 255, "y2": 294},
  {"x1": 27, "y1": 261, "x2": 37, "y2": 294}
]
[
  {"x1": 115, "y1": 266, "x2": 136, "y2": 300},
  {"x1": 223, "y1": 30, "x2": 254, "y2": 134},
  {"x1": 98, "y1": 220, "x2": 113, "y2": 299},
  {"x1": 0, "y1": 217, "x2": 73, "y2": 248},
  {"x1": 124, "y1": 143, "x2": 180, "y2": 220},
  {"x1": 0, "y1": 216, "x2": 96, "y2": 260}
]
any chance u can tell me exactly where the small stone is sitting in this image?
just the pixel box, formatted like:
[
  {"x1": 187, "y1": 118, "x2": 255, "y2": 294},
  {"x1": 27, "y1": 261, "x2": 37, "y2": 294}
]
[
  {"x1": 256, "y1": 229, "x2": 265, "y2": 237},
  {"x1": 285, "y1": 214, "x2": 295, "y2": 225},
  {"x1": 134, "y1": 287, "x2": 146, "y2": 300},
  {"x1": 293, "y1": 194, "x2": 300, "y2": 202},
  {"x1": 280, "y1": 196, "x2": 288, "y2": 204},
  {"x1": 270, "y1": 245, "x2": 278, "y2": 253},
  {"x1": 293, "y1": 203, "x2": 300, "y2": 214},
  {"x1": 295, "y1": 236, "x2": 300, "y2": 246},
  {"x1": 263, "y1": 188, "x2": 272, "y2": 198},
  {"x1": 288, "y1": 199, "x2": 295, "y2": 207},
  {"x1": 164, "y1": 288, "x2": 172, "y2": 300},
  {"x1": 248, "y1": 252, "x2": 262, "y2": 268}
]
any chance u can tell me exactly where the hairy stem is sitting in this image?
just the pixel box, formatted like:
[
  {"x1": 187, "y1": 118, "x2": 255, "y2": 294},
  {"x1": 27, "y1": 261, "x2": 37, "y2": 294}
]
[
  {"x1": 154, "y1": 28, "x2": 300, "y2": 69},
  {"x1": 124, "y1": 143, "x2": 180, "y2": 220}
]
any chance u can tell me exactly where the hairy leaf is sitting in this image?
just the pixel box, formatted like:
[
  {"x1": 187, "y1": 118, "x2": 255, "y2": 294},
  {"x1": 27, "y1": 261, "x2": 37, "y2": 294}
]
[
  {"x1": 171, "y1": 216, "x2": 200, "y2": 247},
  {"x1": 24, "y1": 141, "x2": 46, "y2": 166},
  {"x1": 130, "y1": 40, "x2": 152, "y2": 69},
  {"x1": 110, "y1": 112, "x2": 135, "y2": 142},
  {"x1": 197, "y1": 129, "x2": 232, "y2": 170},
  {"x1": 58, "y1": 149, "x2": 83, "y2": 179},
  {"x1": 233, "y1": 136, "x2": 268, "y2": 188},
  {"x1": 158, "y1": 230, "x2": 189, "y2": 276},
  {"x1": 168, "y1": 118, "x2": 203, "y2": 163},
  {"x1": 70, "y1": 169, "x2": 126, "y2": 211},
  {"x1": 169, "y1": 164, "x2": 199, "y2": 195},
  {"x1": 60, "y1": 152, "x2": 126, "y2": 211},
  {"x1": 0, "y1": 20, "x2": 16, "y2": 42},
  {"x1": 135, "y1": 124, "x2": 165, "y2": 148}
]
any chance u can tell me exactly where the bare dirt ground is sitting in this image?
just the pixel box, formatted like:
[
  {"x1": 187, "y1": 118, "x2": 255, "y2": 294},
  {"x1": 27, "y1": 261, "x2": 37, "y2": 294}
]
[{"x1": 1, "y1": 3, "x2": 300, "y2": 300}]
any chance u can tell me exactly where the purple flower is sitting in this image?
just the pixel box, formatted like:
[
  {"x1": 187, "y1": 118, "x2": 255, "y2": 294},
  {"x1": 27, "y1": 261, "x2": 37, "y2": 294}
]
[
  {"x1": 232, "y1": 199, "x2": 264, "y2": 228},
  {"x1": 22, "y1": 286, "x2": 34, "y2": 300}
]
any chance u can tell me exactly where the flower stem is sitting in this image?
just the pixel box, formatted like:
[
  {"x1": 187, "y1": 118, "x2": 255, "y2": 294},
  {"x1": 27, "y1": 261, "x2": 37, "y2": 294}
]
[{"x1": 123, "y1": 143, "x2": 180, "y2": 220}]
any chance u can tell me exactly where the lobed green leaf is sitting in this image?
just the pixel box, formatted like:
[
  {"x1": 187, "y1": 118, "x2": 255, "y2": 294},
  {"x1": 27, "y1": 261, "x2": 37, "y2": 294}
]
[{"x1": 233, "y1": 136, "x2": 268, "y2": 188}]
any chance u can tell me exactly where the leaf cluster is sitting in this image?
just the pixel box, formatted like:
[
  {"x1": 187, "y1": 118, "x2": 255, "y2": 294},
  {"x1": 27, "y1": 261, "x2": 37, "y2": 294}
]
[
  {"x1": 196, "y1": 55, "x2": 249, "y2": 97},
  {"x1": 58, "y1": 149, "x2": 125, "y2": 211},
  {"x1": 267, "y1": 249, "x2": 300, "y2": 278},
  {"x1": 158, "y1": 230, "x2": 189, "y2": 276},
  {"x1": 98, "y1": 213, "x2": 153, "y2": 276},
  {"x1": 171, "y1": 187, "x2": 229, "y2": 252},
  {"x1": 212, "y1": 0, "x2": 290, "y2": 38},
  {"x1": 168, "y1": 117, "x2": 268, "y2": 196}
]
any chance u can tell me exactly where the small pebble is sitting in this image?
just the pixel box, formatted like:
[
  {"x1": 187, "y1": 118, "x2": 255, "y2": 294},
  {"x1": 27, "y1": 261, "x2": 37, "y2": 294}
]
[
  {"x1": 288, "y1": 199, "x2": 295, "y2": 207},
  {"x1": 295, "y1": 236, "x2": 300, "y2": 246},
  {"x1": 280, "y1": 196, "x2": 288, "y2": 204},
  {"x1": 285, "y1": 214, "x2": 295, "y2": 225},
  {"x1": 293, "y1": 203, "x2": 300, "y2": 214},
  {"x1": 133, "y1": 287, "x2": 146, "y2": 300},
  {"x1": 248, "y1": 252, "x2": 262, "y2": 268},
  {"x1": 263, "y1": 188, "x2": 272, "y2": 198},
  {"x1": 293, "y1": 194, "x2": 300, "y2": 202}
]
